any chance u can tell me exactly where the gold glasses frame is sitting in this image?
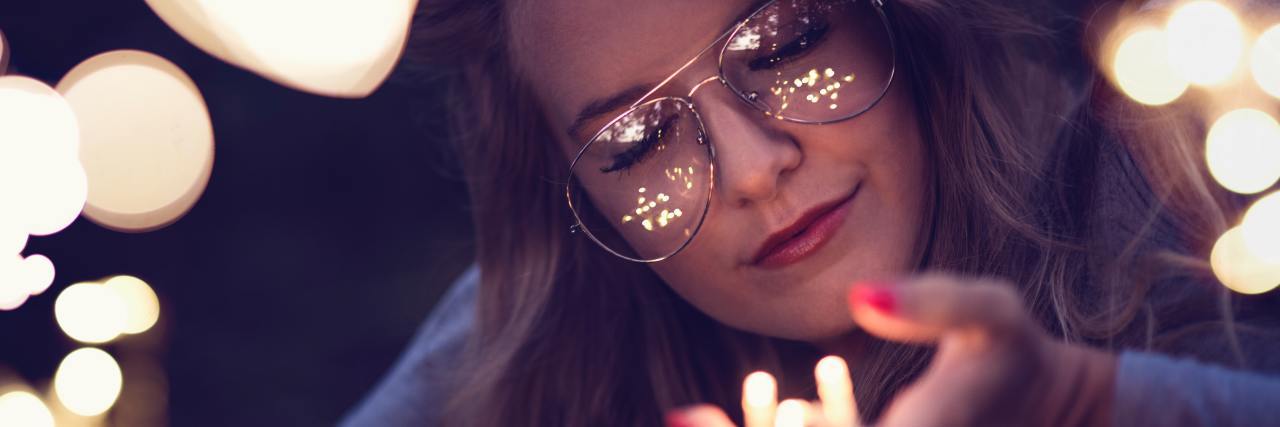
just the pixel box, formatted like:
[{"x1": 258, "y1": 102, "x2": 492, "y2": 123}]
[{"x1": 566, "y1": 0, "x2": 897, "y2": 263}]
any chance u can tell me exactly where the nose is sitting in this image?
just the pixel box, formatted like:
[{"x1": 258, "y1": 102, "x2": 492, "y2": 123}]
[{"x1": 690, "y1": 79, "x2": 802, "y2": 207}]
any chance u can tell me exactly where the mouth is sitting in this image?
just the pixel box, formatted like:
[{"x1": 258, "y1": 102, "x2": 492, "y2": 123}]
[{"x1": 751, "y1": 184, "x2": 861, "y2": 269}]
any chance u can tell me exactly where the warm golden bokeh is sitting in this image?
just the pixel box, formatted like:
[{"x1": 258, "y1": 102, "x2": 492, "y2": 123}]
[
  {"x1": 1166, "y1": 1, "x2": 1245, "y2": 86},
  {"x1": 1252, "y1": 24, "x2": 1280, "y2": 99},
  {"x1": 1112, "y1": 28, "x2": 1189, "y2": 105},
  {"x1": 1242, "y1": 191, "x2": 1280, "y2": 263},
  {"x1": 55, "y1": 282, "x2": 127, "y2": 344},
  {"x1": 1205, "y1": 109, "x2": 1280, "y2": 195},
  {"x1": 53, "y1": 348, "x2": 123, "y2": 417},
  {"x1": 1211, "y1": 226, "x2": 1280, "y2": 295},
  {"x1": 742, "y1": 371, "x2": 778, "y2": 427},
  {"x1": 0, "y1": 390, "x2": 55, "y2": 427},
  {"x1": 104, "y1": 275, "x2": 161, "y2": 335},
  {"x1": 57, "y1": 50, "x2": 214, "y2": 233},
  {"x1": 144, "y1": 0, "x2": 417, "y2": 98},
  {"x1": 0, "y1": 75, "x2": 88, "y2": 238},
  {"x1": 774, "y1": 399, "x2": 809, "y2": 427}
]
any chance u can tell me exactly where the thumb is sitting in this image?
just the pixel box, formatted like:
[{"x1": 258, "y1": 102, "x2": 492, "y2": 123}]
[{"x1": 846, "y1": 274, "x2": 1027, "y2": 344}]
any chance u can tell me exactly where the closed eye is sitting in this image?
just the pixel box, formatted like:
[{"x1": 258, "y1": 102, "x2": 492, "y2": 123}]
[
  {"x1": 747, "y1": 20, "x2": 831, "y2": 71},
  {"x1": 599, "y1": 115, "x2": 678, "y2": 173}
]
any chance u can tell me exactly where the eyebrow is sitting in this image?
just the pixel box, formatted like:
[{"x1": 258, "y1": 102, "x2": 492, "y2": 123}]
[{"x1": 564, "y1": 0, "x2": 770, "y2": 142}]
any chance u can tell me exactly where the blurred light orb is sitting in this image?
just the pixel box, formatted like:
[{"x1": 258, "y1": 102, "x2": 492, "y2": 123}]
[
  {"x1": 104, "y1": 275, "x2": 160, "y2": 335},
  {"x1": 0, "y1": 391, "x2": 55, "y2": 427},
  {"x1": 775, "y1": 399, "x2": 809, "y2": 427},
  {"x1": 1113, "y1": 28, "x2": 1189, "y2": 105},
  {"x1": 20, "y1": 254, "x2": 54, "y2": 296},
  {"x1": 0, "y1": 254, "x2": 54, "y2": 311},
  {"x1": 743, "y1": 371, "x2": 777, "y2": 407},
  {"x1": 145, "y1": 0, "x2": 417, "y2": 98},
  {"x1": 0, "y1": 256, "x2": 29, "y2": 311},
  {"x1": 1252, "y1": 24, "x2": 1280, "y2": 99},
  {"x1": 0, "y1": 221, "x2": 26, "y2": 258},
  {"x1": 53, "y1": 348, "x2": 123, "y2": 417},
  {"x1": 57, "y1": 50, "x2": 214, "y2": 232},
  {"x1": 1166, "y1": 1, "x2": 1245, "y2": 85},
  {"x1": 1242, "y1": 191, "x2": 1280, "y2": 263},
  {"x1": 55, "y1": 282, "x2": 126, "y2": 344},
  {"x1": 1212, "y1": 226, "x2": 1280, "y2": 294},
  {"x1": 1206, "y1": 109, "x2": 1280, "y2": 194},
  {"x1": 0, "y1": 76, "x2": 88, "y2": 238}
]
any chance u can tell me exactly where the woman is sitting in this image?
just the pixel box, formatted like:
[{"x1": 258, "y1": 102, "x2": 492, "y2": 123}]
[{"x1": 345, "y1": 0, "x2": 1280, "y2": 425}]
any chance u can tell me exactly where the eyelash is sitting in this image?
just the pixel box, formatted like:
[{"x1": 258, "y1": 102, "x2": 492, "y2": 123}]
[
  {"x1": 747, "y1": 19, "x2": 831, "y2": 71},
  {"x1": 599, "y1": 115, "x2": 677, "y2": 174}
]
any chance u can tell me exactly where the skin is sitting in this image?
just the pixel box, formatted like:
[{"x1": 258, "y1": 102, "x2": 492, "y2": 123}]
[
  {"x1": 669, "y1": 277, "x2": 1117, "y2": 427},
  {"x1": 506, "y1": 1, "x2": 1116, "y2": 425},
  {"x1": 508, "y1": 0, "x2": 929, "y2": 341}
]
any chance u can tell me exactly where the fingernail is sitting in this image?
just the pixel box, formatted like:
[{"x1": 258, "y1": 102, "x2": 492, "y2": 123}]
[
  {"x1": 665, "y1": 409, "x2": 693, "y2": 427},
  {"x1": 850, "y1": 283, "x2": 896, "y2": 314}
]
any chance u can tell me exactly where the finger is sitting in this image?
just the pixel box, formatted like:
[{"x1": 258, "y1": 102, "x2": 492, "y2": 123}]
[
  {"x1": 846, "y1": 274, "x2": 1026, "y2": 344},
  {"x1": 666, "y1": 404, "x2": 737, "y2": 427}
]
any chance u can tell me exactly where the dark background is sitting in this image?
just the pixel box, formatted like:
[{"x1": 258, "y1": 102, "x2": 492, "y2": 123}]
[
  {"x1": 0, "y1": 1, "x2": 473, "y2": 425},
  {"x1": 0, "y1": 0, "x2": 1104, "y2": 425}
]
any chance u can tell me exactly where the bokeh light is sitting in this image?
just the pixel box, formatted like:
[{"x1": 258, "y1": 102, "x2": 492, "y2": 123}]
[
  {"x1": 144, "y1": 0, "x2": 417, "y2": 98},
  {"x1": 0, "y1": 255, "x2": 28, "y2": 311},
  {"x1": 1242, "y1": 191, "x2": 1280, "y2": 263},
  {"x1": 775, "y1": 399, "x2": 808, "y2": 427},
  {"x1": 1113, "y1": 28, "x2": 1189, "y2": 105},
  {"x1": 0, "y1": 221, "x2": 25, "y2": 259},
  {"x1": 57, "y1": 50, "x2": 214, "y2": 232},
  {"x1": 53, "y1": 348, "x2": 123, "y2": 417},
  {"x1": 742, "y1": 371, "x2": 777, "y2": 427},
  {"x1": 0, "y1": 391, "x2": 55, "y2": 427},
  {"x1": 1253, "y1": 24, "x2": 1280, "y2": 99},
  {"x1": 19, "y1": 254, "x2": 55, "y2": 297},
  {"x1": 0, "y1": 254, "x2": 54, "y2": 311},
  {"x1": 104, "y1": 275, "x2": 160, "y2": 335},
  {"x1": 1205, "y1": 109, "x2": 1280, "y2": 194},
  {"x1": 55, "y1": 282, "x2": 126, "y2": 344},
  {"x1": 1211, "y1": 226, "x2": 1280, "y2": 294},
  {"x1": 0, "y1": 75, "x2": 88, "y2": 238},
  {"x1": 1166, "y1": 1, "x2": 1245, "y2": 86}
]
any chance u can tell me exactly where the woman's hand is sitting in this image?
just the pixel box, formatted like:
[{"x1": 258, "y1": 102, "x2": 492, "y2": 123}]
[
  {"x1": 665, "y1": 274, "x2": 1117, "y2": 427},
  {"x1": 847, "y1": 274, "x2": 1116, "y2": 427}
]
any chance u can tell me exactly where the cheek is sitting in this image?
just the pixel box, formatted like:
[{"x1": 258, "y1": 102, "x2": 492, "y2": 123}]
[{"x1": 625, "y1": 81, "x2": 930, "y2": 341}]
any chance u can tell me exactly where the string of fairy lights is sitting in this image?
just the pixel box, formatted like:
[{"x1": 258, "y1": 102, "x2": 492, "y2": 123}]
[
  {"x1": 0, "y1": 1, "x2": 417, "y2": 425},
  {"x1": 1105, "y1": 0, "x2": 1280, "y2": 296}
]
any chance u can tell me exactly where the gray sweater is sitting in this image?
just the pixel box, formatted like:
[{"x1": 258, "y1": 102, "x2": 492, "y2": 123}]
[{"x1": 340, "y1": 266, "x2": 1280, "y2": 426}]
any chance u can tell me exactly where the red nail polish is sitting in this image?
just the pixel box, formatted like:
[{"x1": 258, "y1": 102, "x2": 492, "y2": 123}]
[
  {"x1": 665, "y1": 410, "x2": 693, "y2": 427},
  {"x1": 850, "y1": 284, "x2": 896, "y2": 314}
]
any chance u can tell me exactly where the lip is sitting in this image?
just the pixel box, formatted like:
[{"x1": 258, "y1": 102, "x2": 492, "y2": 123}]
[{"x1": 751, "y1": 184, "x2": 860, "y2": 269}]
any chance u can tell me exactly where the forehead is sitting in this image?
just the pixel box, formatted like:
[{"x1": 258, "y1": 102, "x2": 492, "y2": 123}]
[{"x1": 506, "y1": 0, "x2": 755, "y2": 124}]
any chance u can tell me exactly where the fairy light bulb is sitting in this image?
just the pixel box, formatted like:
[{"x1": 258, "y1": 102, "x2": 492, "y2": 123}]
[
  {"x1": 743, "y1": 371, "x2": 778, "y2": 427},
  {"x1": 1205, "y1": 109, "x2": 1280, "y2": 195},
  {"x1": 1113, "y1": 28, "x2": 1188, "y2": 105},
  {"x1": 1166, "y1": 1, "x2": 1245, "y2": 86}
]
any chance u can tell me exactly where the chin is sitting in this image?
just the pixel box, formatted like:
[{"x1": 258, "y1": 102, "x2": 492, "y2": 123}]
[{"x1": 731, "y1": 302, "x2": 858, "y2": 342}]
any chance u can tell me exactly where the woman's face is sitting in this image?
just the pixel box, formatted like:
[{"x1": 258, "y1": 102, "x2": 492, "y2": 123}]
[{"x1": 509, "y1": 0, "x2": 929, "y2": 341}]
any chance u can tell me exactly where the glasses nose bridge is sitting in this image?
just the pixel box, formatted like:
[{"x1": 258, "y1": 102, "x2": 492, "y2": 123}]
[{"x1": 686, "y1": 75, "x2": 724, "y2": 99}]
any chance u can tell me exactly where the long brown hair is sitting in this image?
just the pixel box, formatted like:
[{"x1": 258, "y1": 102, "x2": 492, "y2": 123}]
[{"x1": 398, "y1": 0, "x2": 1261, "y2": 424}]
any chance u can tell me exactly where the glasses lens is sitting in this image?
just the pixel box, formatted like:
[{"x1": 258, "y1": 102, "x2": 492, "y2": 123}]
[
  {"x1": 720, "y1": 0, "x2": 894, "y2": 122},
  {"x1": 568, "y1": 98, "x2": 712, "y2": 262}
]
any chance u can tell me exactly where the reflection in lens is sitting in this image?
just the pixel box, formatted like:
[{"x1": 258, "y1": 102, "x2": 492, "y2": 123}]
[
  {"x1": 721, "y1": 0, "x2": 891, "y2": 122},
  {"x1": 568, "y1": 99, "x2": 711, "y2": 261}
]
